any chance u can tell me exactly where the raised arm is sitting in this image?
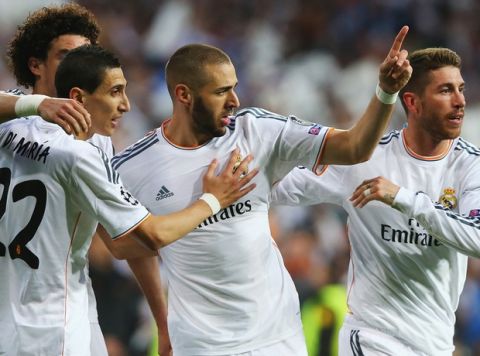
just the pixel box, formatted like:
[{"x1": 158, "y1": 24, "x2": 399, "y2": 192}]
[
  {"x1": 99, "y1": 149, "x2": 258, "y2": 259},
  {"x1": 0, "y1": 92, "x2": 91, "y2": 135},
  {"x1": 350, "y1": 176, "x2": 480, "y2": 258},
  {"x1": 321, "y1": 26, "x2": 412, "y2": 165}
]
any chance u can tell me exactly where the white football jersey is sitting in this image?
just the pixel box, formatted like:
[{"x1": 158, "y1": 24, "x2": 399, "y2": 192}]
[
  {"x1": 271, "y1": 129, "x2": 480, "y2": 356},
  {"x1": 112, "y1": 107, "x2": 330, "y2": 355},
  {"x1": 0, "y1": 117, "x2": 149, "y2": 356},
  {"x1": 85, "y1": 133, "x2": 113, "y2": 331},
  {"x1": 2, "y1": 89, "x2": 115, "y2": 339}
]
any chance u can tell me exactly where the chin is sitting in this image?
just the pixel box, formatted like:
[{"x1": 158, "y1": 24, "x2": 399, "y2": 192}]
[
  {"x1": 214, "y1": 127, "x2": 227, "y2": 137},
  {"x1": 446, "y1": 129, "x2": 461, "y2": 139},
  {"x1": 97, "y1": 129, "x2": 113, "y2": 137}
]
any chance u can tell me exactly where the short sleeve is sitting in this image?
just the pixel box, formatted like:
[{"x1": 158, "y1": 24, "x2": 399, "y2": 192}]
[
  {"x1": 459, "y1": 162, "x2": 480, "y2": 217},
  {"x1": 238, "y1": 108, "x2": 330, "y2": 183},
  {"x1": 69, "y1": 144, "x2": 149, "y2": 239}
]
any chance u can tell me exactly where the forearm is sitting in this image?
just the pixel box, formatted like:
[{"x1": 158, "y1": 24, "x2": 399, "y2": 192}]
[
  {"x1": 127, "y1": 256, "x2": 167, "y2": 326},
  {"x1": 0, "y1": 93, "x2": 19, "y2": 121},
  {"x1": 98, "y1": 223, "x2": 159, "y2": 260},
  {"x1": 271, "y1": 167, "x2": 339, "y2": 206},
  {"x1": 322, "y1": 96, "x2": 394, "y2": 165},
  {"x1": 345, "y1": 95, "x2": 394, "y2": 161},
  {"x1": 393, "y1": 187, "x2": 480, "y2": 257},
  {"x1": 134, "y1": 199, "x2": 214, "y2": 249}
]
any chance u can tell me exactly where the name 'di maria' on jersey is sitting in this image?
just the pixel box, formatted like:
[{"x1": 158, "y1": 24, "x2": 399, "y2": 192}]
[{"x1": 2, "y1": 131, "x2": 50, "y2": 164}]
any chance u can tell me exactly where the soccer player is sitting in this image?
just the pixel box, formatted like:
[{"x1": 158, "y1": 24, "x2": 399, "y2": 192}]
[
  {"x1": 0, "y1": 3, "x2": 97, "y2": 136},
  {"x1": 271, "y1": 47, "x2": 475, "y2": 355},
  {"x1": 112, "y1": 26, "x2": 412, "y2": 355},
  {"x1": 0, "y1": 5, "x2": 114, "y2": 355},
  {"x1": 0, "y1": 5, "x2": 166, "y2": 355},
  {"x1": 0, "y1": 44, "x2": 257, "y2": 356}
]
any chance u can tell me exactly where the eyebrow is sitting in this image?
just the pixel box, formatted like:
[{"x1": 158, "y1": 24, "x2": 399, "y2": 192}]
[
  {"x1": 110, "y1": 82, "x2": 127, "y2": 90},
  {"x1": 437, "y1": 81, "x2": 465, "y2": 88},
  {"x1": 56, "y1": 48, "x2": 70, "y2": 58},
  {"x1": 216, "y1": 82, "x2": 238, "y2": 92}
]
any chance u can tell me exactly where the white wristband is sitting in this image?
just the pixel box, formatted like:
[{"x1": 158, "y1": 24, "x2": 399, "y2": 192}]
[
  {"x1": 14, "y1": 94, "x2": 48, "y2": 117},
  {"x1": 375, "y1": 83, "x2": 398, "y2": 105},
  {"x1": 199, "y1": 193, "x2": 221, "y2": 215}
]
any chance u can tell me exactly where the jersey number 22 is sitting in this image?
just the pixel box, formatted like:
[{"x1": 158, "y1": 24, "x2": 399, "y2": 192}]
[{"x1": 0, "y1": 167, "x2": 46, "y2": 269}]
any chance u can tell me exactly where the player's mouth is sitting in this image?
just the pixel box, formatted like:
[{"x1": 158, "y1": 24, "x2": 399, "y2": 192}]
[
  {"x1": 111, "y1": 117, "x2": 121, "y2": 128},
  {"x1": 220, "y1": 116, "x2": 231, "y2": 126},
  {"x1": 447, "y1": 112, "x2": 463, "y2": 126},
  {"x1": 220, "y1": 111, "x2": 234, "y2": 127}
]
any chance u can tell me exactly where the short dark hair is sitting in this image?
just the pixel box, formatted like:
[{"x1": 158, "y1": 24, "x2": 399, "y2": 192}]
[
  {"x1": 55, "y1": 45, "x2": 121, "y2": 98},
  {"x1": 165, "y1": 43, "x2": 231, "y2": 98},
  {"x1": 400, "y1": 48, "x2": 461, "y2": 112},
  {"x1": 6, "y1": 3, "x2": 100, "y2": 89}
]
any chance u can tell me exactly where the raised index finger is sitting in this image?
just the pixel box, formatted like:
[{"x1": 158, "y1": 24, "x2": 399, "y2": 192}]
[{"x1": 388, "y1": 26, "x2": 409, "y2": 58}]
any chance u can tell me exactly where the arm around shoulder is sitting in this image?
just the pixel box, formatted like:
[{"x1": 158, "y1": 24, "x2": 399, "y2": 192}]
[
  {"x1": 0, "y1": 93, "x2": 21, "y2": 122},
  {"x1": 103, "y1": 149, "x2": 259, "y2": 259}
]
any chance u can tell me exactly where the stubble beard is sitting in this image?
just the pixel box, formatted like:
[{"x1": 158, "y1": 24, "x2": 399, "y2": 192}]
[{"x1": 192, "y1": 96, "x2": 226, "y2": 138}]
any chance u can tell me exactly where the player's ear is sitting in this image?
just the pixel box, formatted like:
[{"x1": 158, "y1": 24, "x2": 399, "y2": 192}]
[
  {"x1": 402, "y1": 92, "x2": 419, "y2": 115},
  {"x1": 175, "y1": 84, "x2": 192, "y2": 106},
  {"x1": 70, "y1": 87, "x2": 85, "y2": 104},
  {"x1": 27, "y1": 57, "x2": 43, "y2": 76}
]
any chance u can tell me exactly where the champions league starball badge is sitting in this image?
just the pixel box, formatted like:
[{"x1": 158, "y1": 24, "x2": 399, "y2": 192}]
[
  {"x1": 120, "y1": 186, "x2": 139, "y2": 206},
  {"x1": 439, "y1": 187, "x2": 457, "y2": 209}
]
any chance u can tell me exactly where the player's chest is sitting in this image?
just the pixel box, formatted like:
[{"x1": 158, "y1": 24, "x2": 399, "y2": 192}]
[
  {"x1": 128, "y1": 156, "x2": 269, "y2": 215},
  {"x1": 359, "y1": 152, "x2": 460, "y2": 202}
]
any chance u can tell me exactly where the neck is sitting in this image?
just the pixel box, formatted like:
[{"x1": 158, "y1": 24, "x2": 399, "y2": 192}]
[
  {"x1": 163, "y1": 114, "x2": 214, "y2": 147},
  {"x1": 32, "y1": 81, "x2": 52, "y2": 96},
  {"x1": 74, "y1": 129, "x2": 94, "y2": 141},
  {"x1": 403, "y1": 125, "x2": 451, "y2": 157}
]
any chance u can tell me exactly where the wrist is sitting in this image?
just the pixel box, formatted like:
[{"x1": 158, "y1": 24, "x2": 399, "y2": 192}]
[
  {"x1": 199, "y1": 193, "x2": 221, "y2": 215},
  {"x1": 376, "y1": 83, "x2": 398, "y2": 105},
  {"x1": 15, "y1": 95, "x2": 49, "y2": 117}
]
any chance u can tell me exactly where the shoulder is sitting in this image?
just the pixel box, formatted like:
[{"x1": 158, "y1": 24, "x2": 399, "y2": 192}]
[
  {"x1": 379, "y1": 129, "x2": 401, "y2": 146},
  {"x1": 0, "y1": 117, "x2": 24, "y2": 131},
  {"x1": 232, "y1": 107, "x2": 310, "y2": 130},
  {"x1": 2, "y1": 88, "x2": 26, "y2": 96},
  {"x1": 451, "y1": 137, "x2": 480, "y2": 176},
  {"x1": 0, "y1": 116, "x2": 54, "y2": 141},
  {"x1": 111, "y1": 131, "x2": 159, "y2": 171},
  {"x1": 88, "y1": 134, "x2": 114, "y2": 158},
  {"x1": 59, "y1": 140, "x2": 119, "y2": 186},
  {"x1": 454, "y1": 137, "x2": 480, "y2": 157},
  {"x1": 54, "y1": 137, "x2": 104, "y2": 165},
  {"x1": 235, "y1": 107, "x2": 289, "y2": 122}
]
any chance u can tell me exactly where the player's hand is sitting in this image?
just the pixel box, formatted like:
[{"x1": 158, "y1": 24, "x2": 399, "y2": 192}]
[
  {"x1": 350, "y1": 176, "x2": 400, "y2": 208},
  {"x1": 37, "y1": 97, "x2": 91, "y2": 135},
  {"x1": 158, "y1": 327, "x2": 172, "y2": 356},
  {"x1": 378, "y1": 26, "x2": 412, "y2": 94},
  {"x1": 203, "y1": 148, "x2": 258, "y2": 208}
]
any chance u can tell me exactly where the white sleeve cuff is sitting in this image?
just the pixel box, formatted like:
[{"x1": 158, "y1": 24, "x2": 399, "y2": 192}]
[{"x1": 392, "y1": 187, "x2": 417, "y2": 215}]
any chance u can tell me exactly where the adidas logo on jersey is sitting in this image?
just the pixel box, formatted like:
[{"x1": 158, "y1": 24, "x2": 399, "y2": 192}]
[{"x1": 156, "y1": 186, "x2": 174, "y2": 200}]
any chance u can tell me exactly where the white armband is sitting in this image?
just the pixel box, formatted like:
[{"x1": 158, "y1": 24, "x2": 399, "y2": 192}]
[
  {"x1": 15, "y1": 94, "x2": 48, "y2": 117},
  {"x1": 376, "y1": 83, "x2": 398, "y2": 105},
  {"x1": 199, "y1": 193, "x2": 221, "y2": 215}
]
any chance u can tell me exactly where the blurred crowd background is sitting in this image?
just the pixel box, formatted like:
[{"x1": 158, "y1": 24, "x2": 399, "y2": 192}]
[{"x1": 2, "y1": 0, "x2": 480, "y2": 355}]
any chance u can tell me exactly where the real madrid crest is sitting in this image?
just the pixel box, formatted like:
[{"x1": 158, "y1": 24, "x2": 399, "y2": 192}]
[{"x1": 439, "y1": 187, "x2": 457, "y2": 209}]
